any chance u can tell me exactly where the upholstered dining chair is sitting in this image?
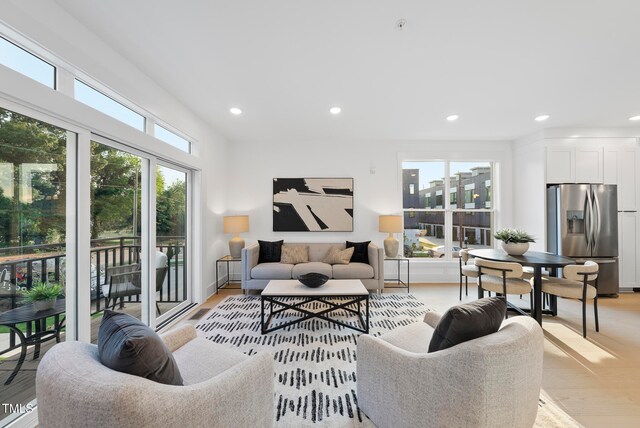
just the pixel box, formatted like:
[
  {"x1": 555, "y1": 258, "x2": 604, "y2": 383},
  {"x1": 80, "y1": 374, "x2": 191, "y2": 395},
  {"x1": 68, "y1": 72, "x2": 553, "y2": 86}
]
[
  {"x1": 475, "y1": 258, "x2": 532, "y2": 318},
  {"x1": 536, "y1": 260, "x2": 599, "y2": 338},
  {"x1": 458, "y1": 249, "x2": 478, "y2": 300}
]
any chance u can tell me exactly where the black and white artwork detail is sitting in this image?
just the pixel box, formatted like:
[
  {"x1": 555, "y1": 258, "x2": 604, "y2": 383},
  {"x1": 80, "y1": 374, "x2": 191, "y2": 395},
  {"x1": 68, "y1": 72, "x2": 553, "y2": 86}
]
[{"x1": 273, "y1": 178, "x2": 354, "y2": 232}]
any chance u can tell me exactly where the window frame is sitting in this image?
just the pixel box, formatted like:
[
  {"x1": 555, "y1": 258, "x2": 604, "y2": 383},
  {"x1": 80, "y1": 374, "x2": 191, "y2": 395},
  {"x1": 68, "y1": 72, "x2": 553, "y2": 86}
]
[{"x1": 401, "y1": 159, "x2": 495, "y2": 260}]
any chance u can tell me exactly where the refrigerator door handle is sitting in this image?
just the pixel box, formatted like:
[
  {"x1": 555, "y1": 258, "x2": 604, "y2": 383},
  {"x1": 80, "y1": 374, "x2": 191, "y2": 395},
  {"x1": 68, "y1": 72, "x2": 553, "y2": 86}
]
[
  {"x1": 593, "y1": 189, "x2": 601, "y2": 253},
  {"x1": 584, "y1": 190, "x2": 592, "y2": 251}
]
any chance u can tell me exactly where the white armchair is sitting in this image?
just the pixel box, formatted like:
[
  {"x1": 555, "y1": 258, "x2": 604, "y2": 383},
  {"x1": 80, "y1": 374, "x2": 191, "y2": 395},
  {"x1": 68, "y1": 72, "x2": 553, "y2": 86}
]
[
  {"x1": 36, "y1": 324, "x2": 274, "y2": 428},
  {"x1": 357, "y1": 312, "x2": 543, "y2": 428}
]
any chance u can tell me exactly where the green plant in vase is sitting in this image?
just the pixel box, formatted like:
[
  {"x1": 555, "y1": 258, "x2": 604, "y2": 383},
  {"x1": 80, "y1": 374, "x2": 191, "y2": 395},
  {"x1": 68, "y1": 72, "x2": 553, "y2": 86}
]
[
  {"x1": 22, "y1": 282, "x2": 64, "y2": 311},
  {"x1": 494, "y1": 228, "x2": 535, "y2": 256}
]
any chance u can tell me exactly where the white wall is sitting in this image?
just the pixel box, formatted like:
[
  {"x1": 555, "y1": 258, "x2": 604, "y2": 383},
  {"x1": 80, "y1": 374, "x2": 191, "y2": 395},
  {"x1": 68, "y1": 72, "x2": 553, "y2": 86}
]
[
  {"x1": 227, "y1": 139, "x2": 513, "y2": 282},
  {"x1": 512, "y1": 134, "x2": 547, "y2": 251},
  {"x1": 0, "y1": 1, "x2": 229, "y2": 300}
]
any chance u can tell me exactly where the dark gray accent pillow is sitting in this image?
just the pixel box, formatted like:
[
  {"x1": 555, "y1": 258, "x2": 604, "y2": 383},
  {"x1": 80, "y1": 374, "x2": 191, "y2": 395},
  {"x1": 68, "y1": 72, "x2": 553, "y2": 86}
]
[
  {"x1": 428, "y1": 297, "x2": 506, "y2": 353},
  {"x1": 258, "y1": 240, "x2": 284, "y2": 263},
  {"x1": 98, "y1": 310, "x2": 183, "y2": 385},
  {"x1": 346, "y1": 241, "x2": 370, "y2": 264}
]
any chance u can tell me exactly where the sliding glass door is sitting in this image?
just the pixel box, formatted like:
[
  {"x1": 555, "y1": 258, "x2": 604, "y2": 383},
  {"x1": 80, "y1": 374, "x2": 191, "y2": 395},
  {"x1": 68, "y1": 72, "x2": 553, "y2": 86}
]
[
  {"x1": 155, "y1": 163, "x2": 189, "y2": 320},
  {"x1": 89, "y1": 140, "x2": 148, "y2": 342}
]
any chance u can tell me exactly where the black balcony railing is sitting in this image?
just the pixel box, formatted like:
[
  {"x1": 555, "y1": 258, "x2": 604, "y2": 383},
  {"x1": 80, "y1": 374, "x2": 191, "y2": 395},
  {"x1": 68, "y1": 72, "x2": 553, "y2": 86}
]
[{"x1": 0, "y1": 236, "x2": 186, "y2": 315}]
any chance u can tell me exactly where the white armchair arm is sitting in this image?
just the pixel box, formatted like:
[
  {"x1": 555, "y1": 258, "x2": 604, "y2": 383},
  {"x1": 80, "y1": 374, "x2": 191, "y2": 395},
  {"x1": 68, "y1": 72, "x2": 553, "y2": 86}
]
[
  {"x1": 423, "y1": 310, "x2": 442, "y2": 328},
  {"x1": 160, "y1": 324, "x2": 197, "y2": 352}
]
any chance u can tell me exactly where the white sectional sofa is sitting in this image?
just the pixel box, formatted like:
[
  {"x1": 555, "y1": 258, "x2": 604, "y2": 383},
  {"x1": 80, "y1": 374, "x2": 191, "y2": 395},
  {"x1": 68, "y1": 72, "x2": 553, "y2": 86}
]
[{"x1": 241, "y1": 242, "x2": 384, "y2": 292}]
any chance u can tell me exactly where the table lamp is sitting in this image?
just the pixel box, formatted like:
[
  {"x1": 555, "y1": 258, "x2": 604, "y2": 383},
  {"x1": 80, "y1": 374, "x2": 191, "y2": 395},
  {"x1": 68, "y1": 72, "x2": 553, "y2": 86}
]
[
  {"x1": 379, "y1": 215, "x2": 403, "y2": 257},
  {"x1": 223, "y1": 215, "x2": 249, "y2": 258}
]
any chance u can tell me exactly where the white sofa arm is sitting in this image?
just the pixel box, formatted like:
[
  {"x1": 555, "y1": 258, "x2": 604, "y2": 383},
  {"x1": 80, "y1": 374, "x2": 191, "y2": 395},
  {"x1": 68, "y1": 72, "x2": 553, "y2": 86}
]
[
  {"x1": 367, "y1": 243, "x2": 384, "y2": 279},
  {"x1": 241, "y1": 244, "x2": 259, "y2": 288}
]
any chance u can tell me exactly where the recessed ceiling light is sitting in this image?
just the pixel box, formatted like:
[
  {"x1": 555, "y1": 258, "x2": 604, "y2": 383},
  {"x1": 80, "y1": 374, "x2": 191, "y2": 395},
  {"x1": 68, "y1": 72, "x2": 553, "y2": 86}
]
[
  {"x1": 329, "y1": 107, "x2": 342, "y2": 115},
  {"x1": 629, "y1": 115, "x2": 640, "y2": 121},
  {"x1": 534, "y1": 114, "x2": 550, "y2": 122},
  {"x1": 229, "y1": 107, "x2": 242, "y2": 115},
  {"x1": 446, "y1": 114, "x2": 459, "y2": 122}
]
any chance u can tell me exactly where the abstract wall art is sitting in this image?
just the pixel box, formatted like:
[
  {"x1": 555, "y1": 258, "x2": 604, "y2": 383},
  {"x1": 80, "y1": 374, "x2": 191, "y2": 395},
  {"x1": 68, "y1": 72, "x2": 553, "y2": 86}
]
[{"x1": 273, "y1": 178, "x2": 354, "y2": 232}]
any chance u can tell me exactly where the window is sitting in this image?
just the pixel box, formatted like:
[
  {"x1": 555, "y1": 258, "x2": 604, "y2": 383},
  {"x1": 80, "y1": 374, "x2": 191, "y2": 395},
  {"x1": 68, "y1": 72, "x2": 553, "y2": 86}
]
[
  {"x1": 0, "y1": 37, "x2": 55, "y2": 88},
  {"x1": 154, "y1": 124, "x2": 191, "y2": 153},
  {"x1": 74, "y1": 80, "x2": 145, "y2": 131},
  {"x1": 0, "y1": 107, "x2": 69, "y2": 421},
  {"x1": 402, "y1": 160, "x2": 493, "y2": 259},
  {"x1": 409, "y1": 183, "x2": 415, "y2": 195}
]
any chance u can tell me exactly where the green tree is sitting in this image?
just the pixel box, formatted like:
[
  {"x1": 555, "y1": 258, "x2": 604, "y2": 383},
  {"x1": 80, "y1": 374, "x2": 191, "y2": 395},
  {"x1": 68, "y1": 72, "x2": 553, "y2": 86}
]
[{"x1": 0, "y1": 108, "x2": 67, "y2": 250}]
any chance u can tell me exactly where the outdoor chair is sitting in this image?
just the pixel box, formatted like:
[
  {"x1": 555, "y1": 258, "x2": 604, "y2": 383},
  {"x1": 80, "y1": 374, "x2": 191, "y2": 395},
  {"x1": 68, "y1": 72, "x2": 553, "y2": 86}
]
[{"x1": 102, "y1": 265, "x2": 169, "y2": 314}]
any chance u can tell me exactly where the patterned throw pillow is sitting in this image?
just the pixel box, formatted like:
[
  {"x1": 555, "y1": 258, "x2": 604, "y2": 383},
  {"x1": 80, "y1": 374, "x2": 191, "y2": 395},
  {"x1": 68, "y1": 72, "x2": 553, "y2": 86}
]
[
  {"x1": 322, "y1": 246, "x2": 355, "y2": 265},
  {"x1": 280, "y1": 245, "x2": 309, "y2": 264}
]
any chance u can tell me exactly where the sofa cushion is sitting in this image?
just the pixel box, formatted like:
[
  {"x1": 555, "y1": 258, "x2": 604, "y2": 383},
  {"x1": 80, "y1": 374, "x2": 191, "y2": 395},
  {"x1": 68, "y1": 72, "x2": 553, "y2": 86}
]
[
  {"x1": 258, "y1": 240, "x2": 283, "y2": 263},
  {"x1": 322, "y1": 246, "x2": 354, "y2": 264},
  {"x1": 251, "y1": 262, "x2": 293, "y2": 279},
  {"x1": 173, "y1": 337, "x2": 247, "y2": 385},
  {"x1": 346, "y1": 241, "x2": 370, "y2": 264},
  {"x1": 292, "y1": 262, "x2": 333, "y2": 278},
  {"x1": 98, "y1": 310, "x2": 183, "y2": 385},
  {"x1": 428, "y1": 297, "x2": 506, "y2": 353},
  {"x1": 280, "y1": 245, "x2": 309, "y2": 264},
  {"x1": 332, "y1": 263, "x2": 374, "y2": 279}
]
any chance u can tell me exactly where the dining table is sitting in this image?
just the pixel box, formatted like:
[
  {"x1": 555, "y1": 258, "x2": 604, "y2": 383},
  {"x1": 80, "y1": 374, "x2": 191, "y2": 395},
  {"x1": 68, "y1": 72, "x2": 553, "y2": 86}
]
[
  {"x1": 468, "y1": 249, "x2": 575, "y2": 325},
  {"x1": 0, "y1": 298, "x2": 65, "y2": 385}
]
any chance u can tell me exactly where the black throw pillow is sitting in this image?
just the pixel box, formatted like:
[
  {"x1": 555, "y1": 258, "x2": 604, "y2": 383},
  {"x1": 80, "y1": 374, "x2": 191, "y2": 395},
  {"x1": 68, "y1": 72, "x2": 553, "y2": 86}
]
[
  {"x1": 346, "y1": 241, "x2": 370, "y2": 264},
  {"x1": 258, "y1": 240, "x2": 284, "y2": 263},
  {"x1": 98, "y1": 310, "x2": 183, "y2": 385},
  {"x1": 428, "y1": 297, "x2": 506, "y2": 353}
]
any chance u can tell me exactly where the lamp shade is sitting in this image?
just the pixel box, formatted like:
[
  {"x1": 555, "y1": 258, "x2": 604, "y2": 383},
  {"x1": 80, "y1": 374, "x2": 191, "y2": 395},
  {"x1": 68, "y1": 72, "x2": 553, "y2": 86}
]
[
  {"x1": 223, "y1": 215, "x2": 249, "y2": 234},
  {"x1": 379, "y1": 215, "x2": 403, "y2": 233}
]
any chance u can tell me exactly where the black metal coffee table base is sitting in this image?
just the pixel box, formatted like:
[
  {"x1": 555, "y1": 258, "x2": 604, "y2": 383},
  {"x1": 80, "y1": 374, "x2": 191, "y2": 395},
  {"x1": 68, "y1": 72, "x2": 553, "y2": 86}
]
[{"x1": 261, "y1": 295, "x2": 369, "y2": 334}]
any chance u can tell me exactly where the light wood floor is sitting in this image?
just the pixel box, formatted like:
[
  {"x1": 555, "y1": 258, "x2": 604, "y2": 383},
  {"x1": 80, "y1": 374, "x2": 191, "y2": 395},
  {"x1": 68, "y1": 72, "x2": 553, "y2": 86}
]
[{"x1": 181, "y1": 282, "x2": 640, "y2": 428}]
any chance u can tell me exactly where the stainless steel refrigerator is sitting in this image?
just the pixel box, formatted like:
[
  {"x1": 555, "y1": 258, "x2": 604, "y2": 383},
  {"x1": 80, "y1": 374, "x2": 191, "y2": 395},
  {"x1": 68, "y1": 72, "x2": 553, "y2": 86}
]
[{"x1": 547, "y1": 184, "x2": 619, "y2": 296}]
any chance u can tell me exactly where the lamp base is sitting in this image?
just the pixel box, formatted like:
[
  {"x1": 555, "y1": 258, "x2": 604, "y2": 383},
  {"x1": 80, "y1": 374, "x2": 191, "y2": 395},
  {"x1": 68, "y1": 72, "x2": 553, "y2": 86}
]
[
  {"x1": 229, "y1": 236, "x2": 245, "y2": 259},
  {"x1": 384, "y1": 234, "x2": 399, "y2": 258}
]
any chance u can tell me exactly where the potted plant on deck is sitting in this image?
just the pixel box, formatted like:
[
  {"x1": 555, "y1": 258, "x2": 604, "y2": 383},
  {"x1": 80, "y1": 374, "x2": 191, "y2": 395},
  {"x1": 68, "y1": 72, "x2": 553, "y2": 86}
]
[
  {"x1": 494, "y1": 228, "x2": 535, "y2": 256},
  {"x1": 22, "y1": 282, "x2": 64, "y2": 311}
]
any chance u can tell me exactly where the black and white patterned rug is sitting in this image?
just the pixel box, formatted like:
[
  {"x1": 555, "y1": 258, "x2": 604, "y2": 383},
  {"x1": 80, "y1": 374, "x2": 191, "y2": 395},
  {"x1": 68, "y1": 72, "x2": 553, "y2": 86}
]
[{"x1": 195, "y1": 294, "x2": 580, "y2": 428}]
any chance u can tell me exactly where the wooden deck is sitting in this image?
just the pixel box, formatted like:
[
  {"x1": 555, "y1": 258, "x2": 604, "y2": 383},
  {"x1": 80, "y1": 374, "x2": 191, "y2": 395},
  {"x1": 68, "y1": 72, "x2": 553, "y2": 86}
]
[{"x1": 0, "y1": 301, "x2": 179, "y2": 421}]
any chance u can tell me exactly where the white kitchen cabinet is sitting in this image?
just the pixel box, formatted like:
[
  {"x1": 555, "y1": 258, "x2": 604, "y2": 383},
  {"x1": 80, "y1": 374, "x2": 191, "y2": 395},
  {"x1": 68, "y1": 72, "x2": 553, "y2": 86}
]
[
  {"x1": 575, "y1": 146, "x2": 603, "y2": 183},
  {"x1": 619, "y1": 212, "x2": 638, "y2": 289},
  {"x1": 619, "y1": 149, "x2": 638, "y2": 211},
  {"x1": 546, "y1": 146, "x2": 575, "y2": 183},
  {"x1": 603, "y1": 148, "x2": 618, "y2": 185}
]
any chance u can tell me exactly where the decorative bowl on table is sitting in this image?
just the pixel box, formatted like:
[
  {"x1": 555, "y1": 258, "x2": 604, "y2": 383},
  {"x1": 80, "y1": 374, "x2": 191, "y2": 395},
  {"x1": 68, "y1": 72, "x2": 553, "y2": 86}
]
[{"x1": 298, "y1": 273, "x2": 329, "y2": 288}]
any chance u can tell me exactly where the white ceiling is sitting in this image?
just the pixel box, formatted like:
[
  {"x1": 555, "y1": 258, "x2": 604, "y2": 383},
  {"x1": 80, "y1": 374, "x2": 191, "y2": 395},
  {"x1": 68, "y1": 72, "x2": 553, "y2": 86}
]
[{"x1": 54, "y1": 0, "x2": 640, "y2": 142}]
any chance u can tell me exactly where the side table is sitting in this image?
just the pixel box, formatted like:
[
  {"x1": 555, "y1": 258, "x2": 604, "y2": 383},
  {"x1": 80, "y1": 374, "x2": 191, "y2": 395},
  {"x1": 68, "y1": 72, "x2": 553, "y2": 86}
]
[
  {"x1": 216, "y1": 255, "x2": 241, "y2": 293},
  {"x1": 383, "y1": 257, "x2": 410, "y2": 292}
]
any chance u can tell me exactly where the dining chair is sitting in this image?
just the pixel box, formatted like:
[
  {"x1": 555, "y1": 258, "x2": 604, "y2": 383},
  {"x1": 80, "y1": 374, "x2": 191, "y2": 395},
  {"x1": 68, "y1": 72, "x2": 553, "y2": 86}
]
[
  {"x1": 535, "y1": 261, "x2": 599, "y2": 338},
  {"x1": 475, "y1": 258, "x2": 532, "y2": 318},
  {"x1": 458, "y1": 249, "x2": 478, "y2": 300}
]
